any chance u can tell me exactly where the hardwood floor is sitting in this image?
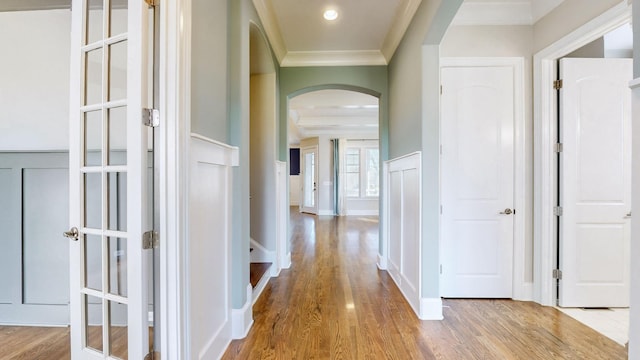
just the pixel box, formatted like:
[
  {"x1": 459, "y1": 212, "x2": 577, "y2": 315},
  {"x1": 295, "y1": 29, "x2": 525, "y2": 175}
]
[
  {"x1": 223, "y1": 211, "x2": 627, "y2": 359},
  {"x1": 0, "y1": 211, "x2": 627, "y2": 359},
  {"x1": 250, "y1": 262, "x2": 273, "y2": 288}
]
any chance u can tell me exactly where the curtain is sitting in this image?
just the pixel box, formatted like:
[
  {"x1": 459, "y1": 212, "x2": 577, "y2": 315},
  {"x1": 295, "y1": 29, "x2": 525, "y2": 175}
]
[{"x1": 332, "y1": 138, "x2": 348, "y2": 216}]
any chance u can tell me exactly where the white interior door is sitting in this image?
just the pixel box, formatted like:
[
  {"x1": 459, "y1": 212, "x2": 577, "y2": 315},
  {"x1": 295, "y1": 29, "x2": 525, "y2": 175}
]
[
  {"x1": 301, "y1": 146, "x2": 318, "y2": 214},
  {"x1": 558, "y1": 58, "x2": 632, "y2": 308},
  {"x1": 440, "y1": 65, "x2": 515, "y2": 298},
  {"x1": 68, "y1": 0, "x2": 153, "y2": 358}
]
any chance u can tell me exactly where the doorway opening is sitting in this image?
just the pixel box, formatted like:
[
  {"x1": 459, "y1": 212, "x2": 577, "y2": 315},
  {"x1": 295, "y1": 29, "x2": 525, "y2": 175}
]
[{"x1": 533, "y1": 3, "x2": 631, "y2": 346}]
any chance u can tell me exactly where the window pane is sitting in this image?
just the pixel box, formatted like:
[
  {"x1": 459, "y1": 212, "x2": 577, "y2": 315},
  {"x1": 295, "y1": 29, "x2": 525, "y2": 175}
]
[
  {"x1": 345, "y1": 148, "x2": 360, "y2": 197},
  {"x1": 366, "y1": 148, "x2": 379, "y2": 197},
  {"x1": 346, "y1": 173, "x2": 360, "y2": 197}
]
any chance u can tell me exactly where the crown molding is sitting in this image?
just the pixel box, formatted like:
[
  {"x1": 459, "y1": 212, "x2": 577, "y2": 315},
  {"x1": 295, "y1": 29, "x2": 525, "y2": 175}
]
[
  {"x1": 252, "y1": 0, "x2": 287, "y2": 63},
  {"x1": 281, "y1": 50, "x2": 387, "y2": 67},
  {"x1": 452, "y1": 1, "x2": 534, "y2": 26},
  {"x1": 381, "y1": 0, "x2": 422, "y2": 62}
]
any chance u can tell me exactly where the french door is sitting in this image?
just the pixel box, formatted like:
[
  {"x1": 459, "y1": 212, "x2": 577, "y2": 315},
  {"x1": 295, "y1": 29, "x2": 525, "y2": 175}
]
[
  {"x1": 301, "y1": 146, "x2": 318, "y2": 214},
  {"x1": 67, "y1": 0, "x2": 153, "y2": 358}
]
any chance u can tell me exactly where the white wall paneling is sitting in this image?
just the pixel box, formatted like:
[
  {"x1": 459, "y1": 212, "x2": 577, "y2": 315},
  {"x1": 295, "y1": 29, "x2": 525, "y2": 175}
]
[
  {"x1": 187, "y1": 134, "x2": 238, "y2": 359},
  {"x1": 384, "y1": 152, "x2": 423, "y2": 318},
  {"x1": 276, "y1": 161, "x2": 292, "y2": 271}
]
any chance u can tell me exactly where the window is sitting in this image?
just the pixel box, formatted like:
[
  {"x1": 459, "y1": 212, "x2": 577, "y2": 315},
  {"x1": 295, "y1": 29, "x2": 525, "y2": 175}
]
[
  {"x1": 345, "y1": 146, "x2": 379, "y2": 198},
  {"x1": 365, "y1": 148, "x2": 379, "y2": 197},
  {"x1": 345, "y1": 148, "x2": 360, "y2": 197}
]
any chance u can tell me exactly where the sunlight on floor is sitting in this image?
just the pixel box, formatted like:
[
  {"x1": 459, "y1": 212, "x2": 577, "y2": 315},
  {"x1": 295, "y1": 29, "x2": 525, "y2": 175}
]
[{"x1": 556, "y1": 307, "x2": 629, "y2": 346}]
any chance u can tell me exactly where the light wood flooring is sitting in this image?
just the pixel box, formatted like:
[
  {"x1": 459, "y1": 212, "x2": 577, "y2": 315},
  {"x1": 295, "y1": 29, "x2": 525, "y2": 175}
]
[
  {"x1": 0, "y1": 211, "x2": 628, "y2": 359},
  {"x1": 223, "y1": 210, "x2": 627, "y2": 359}
]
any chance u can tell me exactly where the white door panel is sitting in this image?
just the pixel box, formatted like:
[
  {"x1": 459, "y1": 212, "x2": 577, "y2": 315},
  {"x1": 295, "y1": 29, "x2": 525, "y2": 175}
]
[
  {"x1": 441, "y1": 66, "x2": 515, "y2": 298},
  {"x1": 558, "y1": 58, "x2": 631, "y2": 308},
  {"x1": 69, "y1": 0, "x2": 153, "y2": 358}
]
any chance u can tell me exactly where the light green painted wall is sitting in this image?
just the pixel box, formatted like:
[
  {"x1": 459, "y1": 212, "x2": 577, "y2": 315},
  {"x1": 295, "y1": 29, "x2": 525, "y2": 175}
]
[
  {"x1": 388, "y1": 0, "x2": 462, "y2": 301},
  {"x1": 228, "y1": 0, "x2": 280, "y2": 309},
  {"x1": 279, "y1": 66, "x2": 389, "y2": 162},
  {"x1": 191, "y1": 0, "x2": 228, "y2": 142}
]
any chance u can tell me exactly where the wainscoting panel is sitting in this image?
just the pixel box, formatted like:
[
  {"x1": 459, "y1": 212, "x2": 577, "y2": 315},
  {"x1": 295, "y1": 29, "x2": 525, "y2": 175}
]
[
  {"x1": 187, "y1": 135, "x2": 238, "y2": 360},
  {"x1": 384, "y1": 152, "x2": 422, "y2": 316}
]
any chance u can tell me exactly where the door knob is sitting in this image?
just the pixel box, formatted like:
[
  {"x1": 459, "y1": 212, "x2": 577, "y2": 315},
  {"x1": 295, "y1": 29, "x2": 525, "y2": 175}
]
[
  {"x1": 499, "y1": 208, "x2": 513, "y2": 215},
  {"x1": 63, "y1": 227, "x2": 79, "y2": 241},
  {"x1": 625, "y1": 211, "x2": 632, "y2": 218}
]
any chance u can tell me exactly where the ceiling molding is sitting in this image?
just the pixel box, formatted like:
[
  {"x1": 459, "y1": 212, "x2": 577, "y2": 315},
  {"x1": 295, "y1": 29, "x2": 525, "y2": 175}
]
[
  {"x1": 452, "y1": 2, "x2": 534, "y2": 26},
  {"x1": 281, "y1": 50, "x2": 387, "y2": 67},
  {"x1": 381, "y1": 0, "x2": 422, "y2": 62},
  {"x1": 252, "y1": 0, "x2": 287, "y2": 63}
]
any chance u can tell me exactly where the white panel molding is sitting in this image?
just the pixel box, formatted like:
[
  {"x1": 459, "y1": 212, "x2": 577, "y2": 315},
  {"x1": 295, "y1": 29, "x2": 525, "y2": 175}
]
[
  {"x1": 380, "y1": 0, "x2": 422, "y2": 61},
  {"x1": 533, "y1": 2, "x2": 630, "y2": 306},
  {"x1": 187, "y1": 135, "x2": 238, "y2": 359},
  {"x1": 379, "y1": 161, "x2": 389, "y2": 271},
  {"x1": 252, "y1": 0, "x2": 287, "y2": 63},
  {"x1": 420, "y1": 298, "x2": 443, "y2": 320},
  {"x1": 440, "y1": 57, "x2": 529, "y2": 301},
  {"x1": 281, "y1": 50, "x2": 387, "y2": 67},
  {"x1": 275, "y1": 161, "x2": 291, "y2": 273},
  {"x1": 232, "y1": 285, "x2": 254, "y2": 339},
  {"x1": 384, "y1": 152, "x2": 424, "y2": 319}
]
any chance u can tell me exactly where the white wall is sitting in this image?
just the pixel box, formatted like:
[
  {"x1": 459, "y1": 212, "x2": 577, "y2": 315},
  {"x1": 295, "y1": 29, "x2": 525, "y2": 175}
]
[
  {"x1": 0, "y1": 10, "x2": 70, "y2": 151},
  {"x1": 533, "y1": 0, "x2": 621, "y2": 52},
  {"x1": 441, "y1": 25, "x2": 534, "y2": 285}
]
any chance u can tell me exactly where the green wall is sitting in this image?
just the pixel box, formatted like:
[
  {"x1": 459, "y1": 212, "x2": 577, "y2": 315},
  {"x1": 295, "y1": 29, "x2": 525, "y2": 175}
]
[{"x1": 279, "y1": 66, "x2": 389, "y2": 163}]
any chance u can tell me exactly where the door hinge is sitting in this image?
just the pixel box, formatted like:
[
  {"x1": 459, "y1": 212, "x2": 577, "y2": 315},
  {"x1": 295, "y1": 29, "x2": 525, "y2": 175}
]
[
  {"x1": 553, "y1": 269, "x2": 563, "y2": 280},
  {"x1": 142, "y1": 231, "x2": 159, "y2": 249},
  {"x1": 554, "y1": 143, "x2": 563, "y2": 153},
  {"x1": 144, "y1": 0, "x2": 157, "y2": 7},
  {"x1": 440, "y1": 264, "x2": 443, "y2": 274},
  {"x1": 553, "y1": 79, "x2": 563, "y2": 90},
  {"x1": 553, "y1": 206, "x2": 563, "y2": 216},
  {"x1": 143, "y1": 108, "x2": 160, "y2": 128},
  {"x1": 440, "y1": 85, "x2": 443, "y2": 94}
]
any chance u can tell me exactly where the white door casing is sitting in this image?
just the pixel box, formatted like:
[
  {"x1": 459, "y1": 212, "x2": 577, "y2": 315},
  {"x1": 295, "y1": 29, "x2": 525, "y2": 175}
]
[
  {"x1": 69, "y1": 0, "x2": 153, "y2": 358},
  {"x1": 440, "y1": 61, "x2": 522, "y2": 298},
  {"x1": 558, "y1": 58, "x2": 631, "y2": 308},
  {"x1": 301, "y1": 146, "x2": 319, "y2": 215}
]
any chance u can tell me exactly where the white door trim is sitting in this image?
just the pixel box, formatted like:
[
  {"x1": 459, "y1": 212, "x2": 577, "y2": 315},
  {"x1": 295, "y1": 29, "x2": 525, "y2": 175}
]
[
  {"x1": 440, "y1": 57, "x2": 529, "y2": 300},
  {"x1": 532, "y1": 2, "x2": 631, "y2": 306},
  {"x1": 158, "y1": 0, "x2": 191, "y2": 358}
]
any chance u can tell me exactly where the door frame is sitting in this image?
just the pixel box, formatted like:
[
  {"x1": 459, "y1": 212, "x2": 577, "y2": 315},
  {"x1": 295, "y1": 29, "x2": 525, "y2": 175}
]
[
  {"x1": 439, "y1": 57, "x2": 528, "y2": 300},
  {"x1": 533, "y1": 2, "x2": 630, "y2": 307},
  {"x1": 155, "y1": 0, "x2": 191, "y2": 358},
  {"x1": 533, "y1": 1, "x2": 631, "y2": 306}
]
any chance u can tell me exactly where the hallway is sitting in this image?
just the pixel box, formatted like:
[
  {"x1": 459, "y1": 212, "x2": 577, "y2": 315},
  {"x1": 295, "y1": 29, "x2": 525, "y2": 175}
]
[{"x1": 223, "y1": 211, "x2": 627, "y2": 359}]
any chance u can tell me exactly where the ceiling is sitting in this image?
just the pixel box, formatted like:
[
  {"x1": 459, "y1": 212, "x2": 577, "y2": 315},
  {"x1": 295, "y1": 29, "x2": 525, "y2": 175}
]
[
  {"x1": 288, "y1": 90, "x2": 379, "y2": 145},
  {"x1": 253, "y1": 0, "x2": 422, "y2": 67},
  {"x1": 453, "y1": 0, "x2": 565, "y2": 26}
]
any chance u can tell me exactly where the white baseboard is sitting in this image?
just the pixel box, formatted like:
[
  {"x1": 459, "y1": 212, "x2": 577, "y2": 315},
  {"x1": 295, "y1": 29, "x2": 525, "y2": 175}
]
[
  {"x1": 377, "y1": 253, "x2": 387, "y2": 270},
  {"x1": 253, "y1": 268, "x2": 271, "y2": 305},
  {"x1": 231, "y1": 285, "x2": 253, "y2": 339},
  {"x1": 280, "y1": 251, "x2": 292, "y2": 269},
  {"x1": 250, "y1": 238, "x2": 276, "y2": 263},
  {"x1": 420, "y1": 298, "x2": 443, "y2": 320},
  {"x1": 347, "y1": 210, "x2": 379, "y2": 216},
  {"x1": 513, "y1": 282, "x2": 534, "y2": 301},
  {"x1": 318, "y1": 210, "x2": 334, "y2": 216}
]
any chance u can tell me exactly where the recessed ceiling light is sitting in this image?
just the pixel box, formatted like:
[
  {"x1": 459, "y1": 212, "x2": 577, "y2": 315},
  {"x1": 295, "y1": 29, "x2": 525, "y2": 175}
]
[{"x1": 323, "y1": 9, "x2": 338, "y2": 21}]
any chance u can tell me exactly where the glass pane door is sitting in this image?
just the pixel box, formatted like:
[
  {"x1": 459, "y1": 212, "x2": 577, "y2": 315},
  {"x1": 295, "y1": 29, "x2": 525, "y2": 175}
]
[{"x1": 69, "y1": 0, "x2": 152, "y2": 358}]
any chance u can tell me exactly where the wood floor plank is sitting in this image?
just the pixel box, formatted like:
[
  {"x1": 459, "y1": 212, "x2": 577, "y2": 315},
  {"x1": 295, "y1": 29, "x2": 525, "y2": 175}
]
[{"x1": 222, "y1": 210, "x2": 627, "y2": 360}]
